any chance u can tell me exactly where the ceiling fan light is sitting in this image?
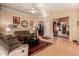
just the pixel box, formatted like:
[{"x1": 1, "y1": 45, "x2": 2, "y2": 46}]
[{"x1": 31, "y1": 8, "x2": 38, "y2": 13}]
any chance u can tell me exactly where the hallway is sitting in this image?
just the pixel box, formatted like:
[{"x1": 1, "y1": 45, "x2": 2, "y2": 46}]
[{"x1": 33, "y1": 37, "x2": 79, "y2": 56}]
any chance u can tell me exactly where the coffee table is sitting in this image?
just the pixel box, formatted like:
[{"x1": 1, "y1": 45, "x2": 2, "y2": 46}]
[{"x1": 28, "y1": 38, "x2": 40, "y2": 48}]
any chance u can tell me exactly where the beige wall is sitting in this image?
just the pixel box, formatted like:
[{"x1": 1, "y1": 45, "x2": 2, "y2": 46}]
[
  {"x1": 0, "y1": 6, "x2": 37, "y2": 35},
  {"x1": 0, "y1": 4, "x2": 1, "y2": 33},
  {"x1": 42, "y1": 9, "x2": 78, "y2": 41},
  {"x1": 35, "y1": 17, "x2": 53, "y2": 38},
  {"x1": 34, "y1": 9, "x2": 79, "y2": 41},
  {"x1": 54, "y1": 9, "x2": 78, "y2": 41},
  {"x1": 76, "y1": 9, "x2": 79, "y2": 42},
  {"x1": 0, "y1": 5, "x2": 79, "y2": 41}
]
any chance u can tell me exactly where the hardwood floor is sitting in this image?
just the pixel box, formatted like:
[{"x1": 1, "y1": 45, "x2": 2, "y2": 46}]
[{"x1": 32, "y1": 36, "x2": 79, "y2": 56}]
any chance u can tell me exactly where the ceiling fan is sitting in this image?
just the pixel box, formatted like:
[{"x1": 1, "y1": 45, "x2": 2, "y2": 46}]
[
  {"x1": 25, "y1": 3, "x2": 49, "y2": 18},
  {"x1": 24, "y1": 4, "x2": 39, "y2": 14},
  {"x1": 2, "y1": 3, "x2": 48, "y2": 18}
]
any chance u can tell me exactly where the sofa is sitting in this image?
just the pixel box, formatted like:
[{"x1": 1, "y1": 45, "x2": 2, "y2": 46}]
[
  {"x1": 14, "y1": 31, "x2": 30, "y2": 44},
  {"x1": 0, "y1": 33, "x2": 28, "y2": 56}
]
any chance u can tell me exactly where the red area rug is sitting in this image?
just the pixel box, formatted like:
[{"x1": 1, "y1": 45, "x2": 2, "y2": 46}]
[{"x1": 29, "y1": 40, "x2": 52, "y2": 56}]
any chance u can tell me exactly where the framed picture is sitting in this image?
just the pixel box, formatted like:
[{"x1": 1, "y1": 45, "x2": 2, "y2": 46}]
[
  {"x1": 29, "y1": 21, "x2": 34, "y2": 27},
  {"x1": 21, "y1": 20, "x2": 28, "y2": 27},
  {"x1": 13, "y1": 16, "x2": 20, "y2": 24}
]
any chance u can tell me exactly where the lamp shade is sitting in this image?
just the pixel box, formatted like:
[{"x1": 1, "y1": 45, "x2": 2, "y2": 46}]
[
  {"x1": 5, "y1": 27, "x2": 11, "y2": 32},
  {"x1": 33, "y1": 28, "x2": 36, "y2": 31}
]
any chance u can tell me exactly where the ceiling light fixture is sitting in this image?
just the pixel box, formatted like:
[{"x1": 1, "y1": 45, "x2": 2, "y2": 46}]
[
  {"x1": 31, "y1": 8, "x2": 37, "y2": 13},
  {"x1": 31, "y1": 4, "x2": 37, "y2": 14},
  {"x1": 30, "y1": 3, "x2": 48, "y2": 18}
]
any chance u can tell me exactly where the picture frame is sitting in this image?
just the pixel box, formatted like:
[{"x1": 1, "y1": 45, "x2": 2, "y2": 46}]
[
  {"x1": 21, "y1": 20, "x2": 28, "y2": 27},
  {"x1": 13, "y1": 16, "x2": 20, "y2": 24},
  {"x1": 29, "y1": 21, "x2": 34, "y2": 27}
]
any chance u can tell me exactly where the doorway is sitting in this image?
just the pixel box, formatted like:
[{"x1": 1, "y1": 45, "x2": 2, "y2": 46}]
[
  {"x1": 37, "y1": 21, "x2": 44, "y2": 36},
  {"x1": 53, "y1": 16, "x2": 69, "y2": 39}
]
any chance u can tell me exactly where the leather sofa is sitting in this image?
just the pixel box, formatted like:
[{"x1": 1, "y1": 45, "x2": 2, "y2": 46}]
[
  {"x1": 0, "y1": 33, "x2": 28, "y2": 56},
  {"x1": 14, "y1": 31, "x2": 30, "y2": 44}
]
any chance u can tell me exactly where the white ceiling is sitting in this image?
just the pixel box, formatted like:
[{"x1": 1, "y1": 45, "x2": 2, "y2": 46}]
[
  {"x1": 1, "y1": 3, "x2": 78, "y2": 12},
  {"x1": 1, "y1": 3, "x2": 79, "y2": 18}
]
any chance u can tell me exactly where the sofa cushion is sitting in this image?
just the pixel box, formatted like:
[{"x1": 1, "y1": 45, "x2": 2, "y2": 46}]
[
  {"x1": 7, "y1": 38, "x2": 22, "y2": 51},
  {"x1": 0, "y1": 33, "x2": 9, "y2": 45},
  {"x1": 14, "y1": 31, "x2": 30, "y2": 44},
  {"x1": 8, "y1": 38, "x2": 21, "y2": 46},
  {"x1": 0, "y1": 39, "x2": 10, "y2": 56}
]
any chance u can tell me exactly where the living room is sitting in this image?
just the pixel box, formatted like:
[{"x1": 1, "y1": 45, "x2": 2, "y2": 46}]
[{"x1": 1, "y1": 3, "x2": 79, "y2": 56}]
